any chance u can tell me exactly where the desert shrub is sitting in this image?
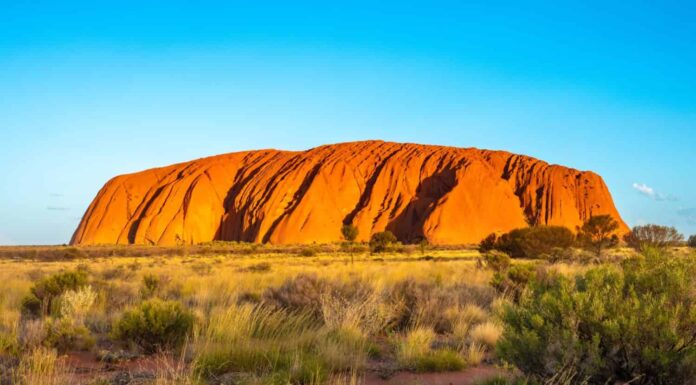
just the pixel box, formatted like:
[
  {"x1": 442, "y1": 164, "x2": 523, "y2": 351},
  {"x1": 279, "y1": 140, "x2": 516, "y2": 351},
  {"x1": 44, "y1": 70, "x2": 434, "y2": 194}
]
[
  {"x1": 43, "y1": 318, "x2": 95, "y2": 353},
  {"x1": 189, "y1": 261, "x2": 213, "y2": 275},
  {"x1": 341, "y1": 224, "x2": 359, "y2": 242},
  {"x1": 113, "y1": 299, "x2": 195, "y2": 353},
  {"x1": 689, "y1": 235, "x2": 696, "y2": 248},
  {"x1": 61, "y1": 247, "x2": 86, "y2": 260},
  {"x1": 495, "y1": 226, "x2": 574, "y2": 259},
  {"x1": 576, "y1": 215, "x2": 620, "y2": 256},
  {"x1": 59, "y1": 286, "x2": 96, "y2": 325},
  {"x1": 17, "y1": 319, "x2": 46, "y2": 350},
  {"x1": 369, "y1": 231, "x2": 397, "y2": 253},
  {"x1": 263, "y1": 274, "x2": 326, "y2": 317},
  {"x1": 385, "y1": 279, "x2": 495, "y2": 333},
  {"x1": 478, "y1": 233, "x2": 497, "y2": 253},
  {"x1": 21, "y1": 270, "x2": 88, "y2": 318},
  {"x1": 481, "y1": 251, "x2": 511, "y2": 272},
  {"x1": 624, "y1": 224, "x2": 684, "y2": 251},
  {"x1": 0, "y1": 332, "x2": 18, "y2": 357},
  {"x1": 491, "y1": 264, "x2": 536, "y2": 301},
  {"x1": 140, "y1": 273, "x2": 161, "y2": 298},
  {"x1": 239, "y1": 262, "x2": 272, "y2": 273},
  {"x1": 497, "y1": 250, "x2": 696, "y2": 385},
  {"x1": 299, "y1": 247, "x2": 317, "y2": 257},
  {"x1": 263, "y1": 274, "x2": 371, "y2": 320},
  {"x1": 339, "y1": 242, "x2": 369, "y2": 254}
]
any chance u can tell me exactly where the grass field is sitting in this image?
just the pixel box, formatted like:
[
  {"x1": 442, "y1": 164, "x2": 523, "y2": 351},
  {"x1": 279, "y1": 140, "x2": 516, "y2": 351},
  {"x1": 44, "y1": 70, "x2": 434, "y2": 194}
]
[{"x1": 0, "y1": 243, "x2": 692, "y2": 385}]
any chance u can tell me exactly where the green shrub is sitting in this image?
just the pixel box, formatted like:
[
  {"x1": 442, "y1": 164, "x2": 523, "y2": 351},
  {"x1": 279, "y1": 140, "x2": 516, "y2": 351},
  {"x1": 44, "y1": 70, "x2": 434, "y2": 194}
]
[
  {"x1": 497, "y1": 250, "x2": 696, "y2": 385},
  {"x1": 495, "y1": 226, "x2": 574, "y2": 259},
  {"x1": 140, "y1": 273, "x2": 160, "y2": 298},
  {"x1": 370, "y1": 231, "x2": 397, "y2": 253},
  {"x1": 43, "y1": 318, "x2": 95, "y2": 353},
  {"x1": 689, "y1": 235, "x2": 696, "y2": 248},
  {"x1": 21, "y1": 270, "x2": 88, "y2": 318},
  {"x1": 478, "y1": 233, "x2": 497, "y2": 253},
  {"x1": 491, "y1": 264, "x2": 536, "y2": 301},
  {"x1": 482, "y1": 251, "x2": 511, "y2": 272},
  {"x1": 113, "y1": 299, "x2": 195, "y2": 353}
]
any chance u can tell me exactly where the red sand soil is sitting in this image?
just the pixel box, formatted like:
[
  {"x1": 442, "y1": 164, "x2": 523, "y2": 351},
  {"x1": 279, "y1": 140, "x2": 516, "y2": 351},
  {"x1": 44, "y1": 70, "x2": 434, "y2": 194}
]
[{"x1": 364, "y1": 365, "x2": 507, "y2": 385}]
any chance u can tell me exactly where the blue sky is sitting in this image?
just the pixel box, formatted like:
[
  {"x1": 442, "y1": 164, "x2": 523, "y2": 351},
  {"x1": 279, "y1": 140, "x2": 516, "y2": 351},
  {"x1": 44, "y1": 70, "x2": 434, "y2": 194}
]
[{"x1": 1, "y1": 1, "x2": 694, "y2": 245}]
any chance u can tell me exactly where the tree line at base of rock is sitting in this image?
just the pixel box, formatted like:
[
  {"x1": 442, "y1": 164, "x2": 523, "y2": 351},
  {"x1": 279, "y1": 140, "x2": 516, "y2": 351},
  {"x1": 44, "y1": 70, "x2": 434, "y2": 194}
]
[
  {"x1": 478, "y1": 215, "x2": 692, "y2": 260},
  {"x1": 338, "y1": 216, "x2": 694, "y2": 256}
]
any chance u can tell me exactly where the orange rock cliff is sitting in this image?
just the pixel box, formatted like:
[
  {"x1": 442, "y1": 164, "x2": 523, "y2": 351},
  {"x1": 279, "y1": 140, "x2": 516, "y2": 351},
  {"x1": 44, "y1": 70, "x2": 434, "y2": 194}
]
[{"x1": 71, "y1": 141, "x2": 628, "y2": 246}]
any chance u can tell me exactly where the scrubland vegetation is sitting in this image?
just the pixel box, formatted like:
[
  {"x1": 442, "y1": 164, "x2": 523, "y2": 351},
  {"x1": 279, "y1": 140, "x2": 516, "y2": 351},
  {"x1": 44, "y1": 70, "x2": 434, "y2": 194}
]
[{"x1": 0, "y1": 220, "x2": 695, "y2": 385}]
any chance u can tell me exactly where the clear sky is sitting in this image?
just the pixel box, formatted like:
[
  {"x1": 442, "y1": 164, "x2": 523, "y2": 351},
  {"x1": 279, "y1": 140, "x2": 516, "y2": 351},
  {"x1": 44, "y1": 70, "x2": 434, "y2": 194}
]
[{"x1": 1, "y1": 1, "x2": 694, "y2": 245}]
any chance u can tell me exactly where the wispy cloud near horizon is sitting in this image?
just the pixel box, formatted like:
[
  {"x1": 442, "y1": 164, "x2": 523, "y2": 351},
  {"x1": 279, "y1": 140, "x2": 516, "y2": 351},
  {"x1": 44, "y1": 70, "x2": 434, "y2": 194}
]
[{"x1": 632, "y1": 183, "x2": 677, "y2": 202}]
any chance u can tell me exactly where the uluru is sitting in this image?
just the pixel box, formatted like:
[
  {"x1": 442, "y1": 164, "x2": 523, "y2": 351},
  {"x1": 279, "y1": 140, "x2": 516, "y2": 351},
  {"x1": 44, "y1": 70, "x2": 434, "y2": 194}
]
[{"x1": 71, "y1": 140, "x2": 628, "y2": 246}]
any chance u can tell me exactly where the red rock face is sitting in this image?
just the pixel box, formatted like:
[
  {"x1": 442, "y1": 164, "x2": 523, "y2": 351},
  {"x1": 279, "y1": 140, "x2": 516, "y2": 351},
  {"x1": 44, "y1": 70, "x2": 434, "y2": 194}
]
[{"x1": 71, "y1": 141, "x2": 628, "y2": 245}]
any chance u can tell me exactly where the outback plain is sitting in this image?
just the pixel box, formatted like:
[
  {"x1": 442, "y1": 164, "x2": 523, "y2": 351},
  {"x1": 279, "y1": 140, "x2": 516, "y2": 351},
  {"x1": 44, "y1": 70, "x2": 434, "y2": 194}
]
[{"x1": 2, "y1": 224, "x2": 695, "y2": 385}]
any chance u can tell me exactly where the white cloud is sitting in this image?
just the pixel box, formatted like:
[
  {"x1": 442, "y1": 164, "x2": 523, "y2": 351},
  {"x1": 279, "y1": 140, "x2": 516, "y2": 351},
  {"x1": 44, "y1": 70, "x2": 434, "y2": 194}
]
[
  {"x1": 632, "y1": 183, "x2": 676, "y2": 202},
  {"x1": 632, "y1": 183, "x2": 654, "y2": 197}
]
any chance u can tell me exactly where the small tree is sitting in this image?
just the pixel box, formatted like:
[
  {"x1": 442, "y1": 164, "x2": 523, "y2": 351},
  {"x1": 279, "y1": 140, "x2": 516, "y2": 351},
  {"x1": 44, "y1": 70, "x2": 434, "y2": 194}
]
[
  {"x1": 370, "y1": 231, "x2": 397, "y2": 253},
  {"x1": 418, "y1": 238, "x2": 429, "y2": 256},
  {"x1": 624, "y1": 224, "x2": 684, "y2": 251},
  {"x1": 577, "y1": 215, "x2": 620, "y2": 256},
  {"x1": 341, "y1": 223, "x2": 359, "y2": 263},
  {"x1": 689, "y1": 235, "x2": 696, "y2": 248},
  {"x1": 341, "y1": 223, "x2": 359, "y2": 243}
]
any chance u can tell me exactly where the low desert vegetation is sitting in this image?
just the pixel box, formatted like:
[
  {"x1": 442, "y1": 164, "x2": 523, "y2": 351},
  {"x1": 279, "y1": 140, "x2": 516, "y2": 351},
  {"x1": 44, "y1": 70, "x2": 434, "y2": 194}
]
[
  {"x1": 482, "y1": 225, "x2": 575, "y2": 259},
  {"x1": 368, "y1": 230, "x2": 397, "y2": 253},
  {"x1": 0, "y1": 228, "x2": 693, "y2": 385},
  {"x1": 498, "y1": 248, "x2": 696, "y2": 385}
]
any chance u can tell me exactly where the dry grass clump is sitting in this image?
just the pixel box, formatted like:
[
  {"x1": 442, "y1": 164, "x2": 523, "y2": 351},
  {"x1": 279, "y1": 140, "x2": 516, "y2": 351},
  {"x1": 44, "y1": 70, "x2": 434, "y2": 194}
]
[
  {"x1": 12, "y1": 347, "x2": 64, "y2": 385},
  {"x1": 469, "y1": 321, "x2": 502, "y2": 348},
  {"x1": 395, "y1": 327, "x2": 465, "y2": 372}
]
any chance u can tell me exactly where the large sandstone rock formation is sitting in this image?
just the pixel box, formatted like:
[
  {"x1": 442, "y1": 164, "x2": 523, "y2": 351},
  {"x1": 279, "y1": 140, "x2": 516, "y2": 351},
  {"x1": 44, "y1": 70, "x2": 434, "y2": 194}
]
[{"x1": 72, "y1": 141, "x2": 627, "y2": 245}]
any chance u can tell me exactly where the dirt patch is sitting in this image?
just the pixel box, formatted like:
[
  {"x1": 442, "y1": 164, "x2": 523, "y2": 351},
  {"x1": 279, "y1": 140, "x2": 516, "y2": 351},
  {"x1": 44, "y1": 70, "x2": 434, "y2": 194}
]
[{"x1": 364, "y1": 365, "x2": 507, "y2": 385}]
